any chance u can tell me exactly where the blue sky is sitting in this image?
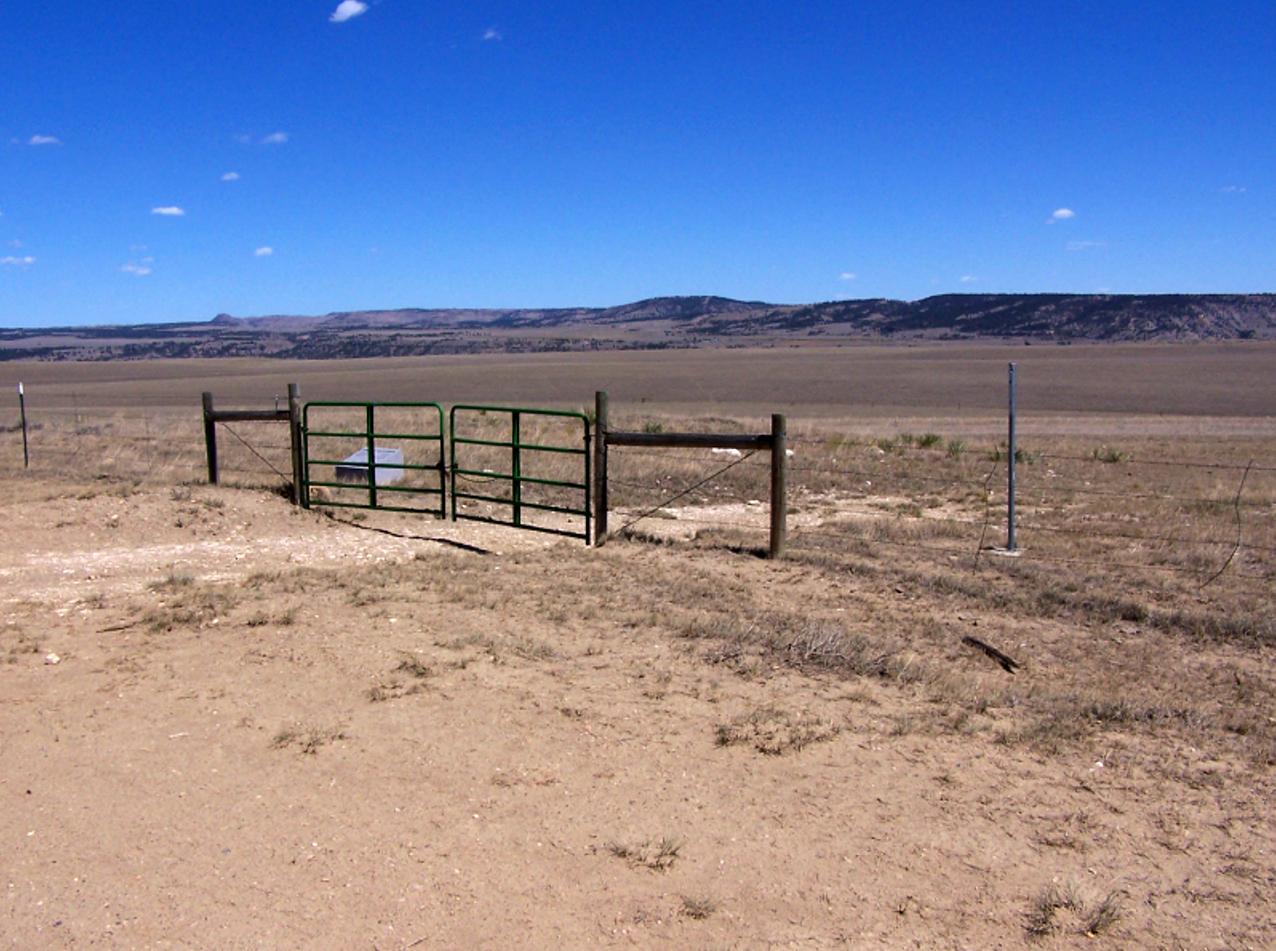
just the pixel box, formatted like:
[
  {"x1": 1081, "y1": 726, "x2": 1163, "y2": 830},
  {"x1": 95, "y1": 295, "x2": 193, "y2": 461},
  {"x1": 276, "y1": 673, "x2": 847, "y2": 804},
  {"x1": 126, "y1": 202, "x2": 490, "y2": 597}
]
[{"x1": 2, "y1": 1, "x2": 1274, "y2": 327}]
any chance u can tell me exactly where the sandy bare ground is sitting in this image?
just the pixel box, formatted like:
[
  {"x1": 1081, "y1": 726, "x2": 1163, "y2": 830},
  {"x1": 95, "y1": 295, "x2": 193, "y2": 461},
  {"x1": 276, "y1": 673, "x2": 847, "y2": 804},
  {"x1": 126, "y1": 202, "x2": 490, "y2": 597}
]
[{"x1": 1, "y1": 477, "x2": 1273, "y2": 950}]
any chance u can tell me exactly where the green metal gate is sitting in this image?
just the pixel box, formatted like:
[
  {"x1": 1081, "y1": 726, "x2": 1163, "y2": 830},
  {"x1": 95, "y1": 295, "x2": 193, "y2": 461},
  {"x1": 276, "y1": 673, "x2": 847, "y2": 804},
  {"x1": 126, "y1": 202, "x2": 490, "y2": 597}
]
[
  {"x1": 302, "y1": 401, "x2": 446, "y2": 516},
  {"x1": 449, "y1": 405, "x2": 591, "y2": 541}
]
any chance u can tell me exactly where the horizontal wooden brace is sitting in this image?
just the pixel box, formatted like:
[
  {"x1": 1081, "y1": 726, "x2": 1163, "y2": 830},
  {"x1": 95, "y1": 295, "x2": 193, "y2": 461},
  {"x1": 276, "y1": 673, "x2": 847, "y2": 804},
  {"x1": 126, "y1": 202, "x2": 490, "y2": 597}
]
[
  {"x1": 605, "y1": 431, "x2": 772, "y2": 451},
  {"x1": 207, "y1": 409, "x2": 291, "y2": 423}
]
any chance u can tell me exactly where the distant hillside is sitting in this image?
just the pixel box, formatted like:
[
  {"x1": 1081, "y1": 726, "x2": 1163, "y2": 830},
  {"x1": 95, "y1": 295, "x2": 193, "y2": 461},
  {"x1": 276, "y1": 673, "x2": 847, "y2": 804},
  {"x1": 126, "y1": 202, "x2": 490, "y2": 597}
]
[{"x1": 3, "y1": 293, "x2": 1274, "y2": 361}]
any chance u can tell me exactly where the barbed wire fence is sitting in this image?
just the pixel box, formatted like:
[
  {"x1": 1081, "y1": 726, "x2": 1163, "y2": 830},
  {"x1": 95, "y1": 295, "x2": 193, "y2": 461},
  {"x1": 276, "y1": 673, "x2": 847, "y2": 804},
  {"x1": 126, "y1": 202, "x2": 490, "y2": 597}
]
[
  {"x1": 0, "y1": 397, "x2": 294, "y2": 491},
  {"x1": 4, "y1": 380, "x2": 1274, "y2": 590},
  {"x1": 601, "y1": 425, "x2": 1275, "y2": 591}
]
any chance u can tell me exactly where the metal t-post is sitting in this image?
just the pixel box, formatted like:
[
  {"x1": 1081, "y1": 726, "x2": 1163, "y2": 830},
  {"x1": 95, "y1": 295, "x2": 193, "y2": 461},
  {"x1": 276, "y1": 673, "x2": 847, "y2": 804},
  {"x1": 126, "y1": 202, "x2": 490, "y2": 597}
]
[
  {"x1": 1007, "y1": 362, "x2": 1017, "y2": 552},
  {"x1": 18, "y1": 382, "x2": 29, "y2": 469}
]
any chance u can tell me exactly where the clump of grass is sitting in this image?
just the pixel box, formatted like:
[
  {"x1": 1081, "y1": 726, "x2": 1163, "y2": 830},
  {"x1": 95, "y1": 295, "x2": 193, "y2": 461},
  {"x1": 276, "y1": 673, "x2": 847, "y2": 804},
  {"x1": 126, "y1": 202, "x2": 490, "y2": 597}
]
[
  {"x1": 917, "y1": 432, "x2": 943, "y2": 448},
  {"x1": 1084, "y1": 893, "x2": 1123, "y2": 936},
  {"x1": 946, "y1": 439, "x2": 966, "y2": 458},
  {"x1": 148, "y1": 572, "x2": 194, "y2": 592},
  {"x1": 141, "y1": 580, "x2": 238, "y2": 632},
  {"x1": 642, "y1": 420, "x2": 665, "y2": 434},
  {"x1": 607, "y1": 836, "x2": 683, "y2": 871},
  {"x1": 1026, "y1": 881, "x2": 1081, "y2": 937},
  {"x1": 394, "y1": 654, "x2": 432, "y2": 679},
  {"x1": 1026, "y1": 882, "x2": 1122, "y2": 939},
  {"x1": 988, "y1": 444, "x2": 1038, "y2": 464},
  {"x1": 680, "y1": 895, "x2": 717, "y2": 920},
  {"x1": 1091, "y1": 446, "x2": 1127, "y2": 464},
  {"x1": 715, "y1": 705, "x2": 841, "y2": 755},
  {"x1": 507, "y1": 636, "x2": 557, "y2": 661},
  {"x1": 271, "y1": 724, "x2": 347, "y2": 754}
]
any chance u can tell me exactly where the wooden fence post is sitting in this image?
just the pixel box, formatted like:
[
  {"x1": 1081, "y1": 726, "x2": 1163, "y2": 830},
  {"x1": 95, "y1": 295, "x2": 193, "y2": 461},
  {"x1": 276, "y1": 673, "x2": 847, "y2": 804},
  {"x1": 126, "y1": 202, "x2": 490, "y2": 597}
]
[
  {"x1": 594, "y1": 390, "x2": 609, "y2": 546},
  {"x1": 287, "y1": 382, "x2": 304, "y2": 506},
  {"x1": 769, "y1": 413, "x2": 787, "y2": 558},
  {"x1": 202, "y1": 391, "x2": 219, "y2": 485}
]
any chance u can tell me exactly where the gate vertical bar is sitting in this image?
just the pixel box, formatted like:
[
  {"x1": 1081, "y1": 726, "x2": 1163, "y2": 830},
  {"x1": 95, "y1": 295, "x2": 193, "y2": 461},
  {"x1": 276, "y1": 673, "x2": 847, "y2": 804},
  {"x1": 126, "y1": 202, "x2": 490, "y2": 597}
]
[
  {"x1": 437, "y1": 404, "x2": 448, "y2": 520},
  {"x1": 366, "y1": 404, "x2": 378, "y2": 508},
  {"x1": 511, "y1": 410, "x2": 522, "y2": 527},
  {"x1": 582, "y1": 420, "x2": 592, "y2": 546},
  {"x1": 1007, "y1": 362, "x2": 1017, "y2": 552},
  {"x1": 769, "y1": 413, "x2": 787, "y2": 558},
  {"x1": 593, "y1": 391, "x2": 608, "y2": 545},
  {"x1": 18, "y1": 382, "x2": 29, "y2": 469},
  {"x1": 449, "y1": 407, "x2": 458, "y2": 522},
  {"x1": 202, "y1": 391, "x2": 219, "y2": 485}
]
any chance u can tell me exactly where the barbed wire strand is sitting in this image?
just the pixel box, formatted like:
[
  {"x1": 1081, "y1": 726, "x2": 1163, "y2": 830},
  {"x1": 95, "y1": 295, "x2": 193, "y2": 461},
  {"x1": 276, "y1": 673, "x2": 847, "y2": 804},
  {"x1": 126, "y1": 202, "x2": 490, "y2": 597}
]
[
  {"x1": 1200, "y1": 461, "x2": 1254, "y2": 589},
  {"x1": 615, "y1": 450, "x2": 759, "y2": 536},
  {"x1": 221, "y1": 424, "x2": 289, "y2": 483}
]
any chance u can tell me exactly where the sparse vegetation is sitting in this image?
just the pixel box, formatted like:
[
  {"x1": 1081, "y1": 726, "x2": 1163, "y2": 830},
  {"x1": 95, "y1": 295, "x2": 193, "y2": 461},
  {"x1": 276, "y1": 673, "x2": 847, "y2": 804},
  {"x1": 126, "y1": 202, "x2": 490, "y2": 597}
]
[
  {"x1": 1026, "y1": 882, "x2": 1122, "y2": 939},
  {"x1": 271, "y1": 724, "x2": 347, "y2": 754},
  {"x1": 1026, "y1": 882, "x2": 1081, "y2": 937},
  {"x1": 606, "y1": 836, "x2": 684, "y2": 871},
  {"x1": 1092, "y1": 445, "x2": 1128, "y2": 463},
  {"x1": 3, "y1": 347, "x2": 1275, "y2": 948},
  {"x1": 715, "y1": 705, "x2": 842, "y2": 754},
  {"x1": 680, "y1": 895, "x2": 717, "y2": 920}
]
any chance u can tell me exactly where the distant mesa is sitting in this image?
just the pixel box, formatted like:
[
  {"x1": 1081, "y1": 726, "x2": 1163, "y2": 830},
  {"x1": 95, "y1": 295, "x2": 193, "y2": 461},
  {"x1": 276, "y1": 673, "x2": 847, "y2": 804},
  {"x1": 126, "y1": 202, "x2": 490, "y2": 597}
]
[{"x1": 4, "y1": 293, "x2": 1275, "y2": 362}]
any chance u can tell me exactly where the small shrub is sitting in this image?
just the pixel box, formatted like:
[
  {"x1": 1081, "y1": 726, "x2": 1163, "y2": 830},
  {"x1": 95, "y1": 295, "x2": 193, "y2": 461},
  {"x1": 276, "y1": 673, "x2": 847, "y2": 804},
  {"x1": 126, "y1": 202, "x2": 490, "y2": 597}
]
[{"x1": 917, "y1": 432, "x2": 943, "y2": 448}]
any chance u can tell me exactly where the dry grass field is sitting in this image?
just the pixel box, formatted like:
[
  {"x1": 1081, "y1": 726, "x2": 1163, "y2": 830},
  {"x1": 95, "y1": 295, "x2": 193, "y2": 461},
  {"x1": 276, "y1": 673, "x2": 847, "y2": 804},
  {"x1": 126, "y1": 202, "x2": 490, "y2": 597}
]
[{"x1": 2, "y1": 343, "x2": 1274, "y2": 948}]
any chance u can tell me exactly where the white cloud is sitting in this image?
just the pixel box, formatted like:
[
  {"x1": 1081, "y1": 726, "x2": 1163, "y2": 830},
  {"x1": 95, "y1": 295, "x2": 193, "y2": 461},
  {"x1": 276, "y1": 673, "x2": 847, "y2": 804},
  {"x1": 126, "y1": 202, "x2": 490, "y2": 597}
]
[
  {"x1": 28, "y1": 134, "x2": 61, "y2": 146},
  {"x1": 120, "y1": 263, "x2": 152, "y2": 277},
  {"x1": 254, "y1": 246, "x2": 274, "y2": 257},
  {"x1": 234, "y1": 133, "x2": 252, "y2": 145},
  {"x1": 1066, "y1": 240, "x2": 1107, "y2": 252},
  {"x1": 330, "y1": 1, "x2": 368, "y2": 23},
  {"x1": 838, "y1": 271, "x2": 857, "y2": 281},
  {"x1": 151, "y1": 206, "x2": 185, "y2": 216},
  {"x1": 1, "y1": 255, "x2": 35, "y2": 266},
  {"x1": 261, "y1": 131, "x2": 288, "y2": 145},
  {"x1": 1220, "y1": 184, "x2": 1247, "y2": 194},
  {"x1": 1048, "y1": 207, "x2": 1076, "y2": 222},
  {"x1": 221, "y1": 171, "x2": 240, "y2": 182},
  {"x1": 959, "y1": 275, "x2": 977, "y2": 283},
  {"x1": 483, "y1": 27, "x2": 502, "y2": 41}
]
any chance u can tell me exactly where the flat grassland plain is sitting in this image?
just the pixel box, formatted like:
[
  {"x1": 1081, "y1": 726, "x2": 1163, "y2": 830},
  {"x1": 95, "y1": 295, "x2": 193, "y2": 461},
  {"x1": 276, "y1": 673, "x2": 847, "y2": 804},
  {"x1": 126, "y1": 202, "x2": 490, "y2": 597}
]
[{"x1": 2, "y1": 342, "x2": 1274, "y2": 948}]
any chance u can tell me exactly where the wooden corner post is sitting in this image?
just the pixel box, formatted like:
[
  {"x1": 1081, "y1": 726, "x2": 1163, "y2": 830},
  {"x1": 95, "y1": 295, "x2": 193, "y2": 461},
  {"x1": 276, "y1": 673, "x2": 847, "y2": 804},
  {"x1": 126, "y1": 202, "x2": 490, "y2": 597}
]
[
  {"x1": 593, "y1": 390, "x2": 609, "y2": 546},
  {"x1": 202, "y1": 391, "x2": 219, "y2": 485},
  {"x1": 769, "y1": 413, "x2": 787, "y2": 558},
  {"x1": 287, "y1": 382, "x2": 304, "y2": 506}
]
